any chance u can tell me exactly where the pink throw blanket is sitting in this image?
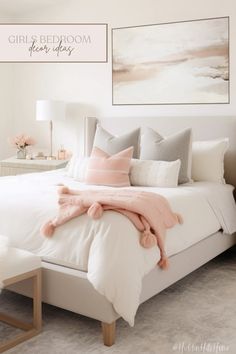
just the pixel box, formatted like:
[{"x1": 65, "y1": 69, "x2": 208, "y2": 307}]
[{"x1": 41, "y1": 186, "x2": 183, "y2": 269}]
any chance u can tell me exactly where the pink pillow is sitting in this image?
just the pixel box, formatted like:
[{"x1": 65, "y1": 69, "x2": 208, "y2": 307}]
[{"x1": 85, "y1": 146, "x2": 133, "y2": 187}]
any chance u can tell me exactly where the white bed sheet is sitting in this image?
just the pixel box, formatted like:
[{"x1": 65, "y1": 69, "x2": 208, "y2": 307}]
[{"x1": 1, "y1": 169, "x2": 236, "y2": 325}]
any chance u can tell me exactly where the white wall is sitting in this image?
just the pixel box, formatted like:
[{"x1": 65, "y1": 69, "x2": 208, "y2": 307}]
[
  {"x1": 0, "y1": 64, "x2": 13, "y2": 159},
  {"x1": 0, "y1": 14, "x2": 14, "y2": 159},
  {"x1": 0, "y1": 0, "x2": 235, "y2": 157}
]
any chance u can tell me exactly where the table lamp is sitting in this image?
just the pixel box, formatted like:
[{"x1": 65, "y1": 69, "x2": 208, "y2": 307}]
[{"x1": 36, "y1": 100, "x2": 65, "y2": 160}]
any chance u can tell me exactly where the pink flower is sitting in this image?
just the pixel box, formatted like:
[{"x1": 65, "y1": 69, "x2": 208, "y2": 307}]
[
  {"x1": 25, "y1": 136, "x2": 35, "y2": 146},
  {"x1": 8, "y1": 134, "x2": 36, "y2": 149}
]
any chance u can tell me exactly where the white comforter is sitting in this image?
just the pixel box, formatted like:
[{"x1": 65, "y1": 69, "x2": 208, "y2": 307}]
[{"x1": 0, "y1": 170, "x2": 236, "y2": 325}]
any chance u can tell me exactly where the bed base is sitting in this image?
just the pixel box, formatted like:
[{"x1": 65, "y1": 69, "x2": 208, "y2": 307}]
[{"x1": 8, "y1": 231, "x2": 236, "y2": 346}]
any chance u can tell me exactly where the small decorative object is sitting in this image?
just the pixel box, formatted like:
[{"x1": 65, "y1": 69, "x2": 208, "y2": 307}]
[
  {"x1": 35, "y1": 152, "x2": 46, "y2": 160},
  {"x1": 57, "y1": 145, "x2": 66, "y2": 160},
  {"x1": 8, "y1": 134, "x2": 35, "y2": 159},
  {"x1": 26, "y1": 153, "x2": 33, "y2": 160}
]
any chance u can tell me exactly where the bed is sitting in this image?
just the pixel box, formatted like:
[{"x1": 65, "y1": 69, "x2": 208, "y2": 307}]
[{"x1": 2, "y1": 116, "x2": 236, "y2": 346}]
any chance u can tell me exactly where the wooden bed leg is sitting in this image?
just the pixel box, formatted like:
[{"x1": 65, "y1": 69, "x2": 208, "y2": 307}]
[{"x1": 101, "y1": 321, "x2": 116, "y2": 346}]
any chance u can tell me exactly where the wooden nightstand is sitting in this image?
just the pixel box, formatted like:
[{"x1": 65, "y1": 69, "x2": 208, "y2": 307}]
[{"x1": 0, "y1": 157, "x2": 68, "y2": 176}]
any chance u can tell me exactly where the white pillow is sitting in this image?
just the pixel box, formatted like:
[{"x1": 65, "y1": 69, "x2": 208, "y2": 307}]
[
  {"x1": 130, "y1": 159, "x2": 181, "y2": 187},
  {"x1": 192, "y1": 138, "x2": 229, "y2": 183},
  {"x1": 65, "y1": 156, "x2": 89, "y2": 181},
  {"x1": 65, "y1": 155, "x2": 77, "y2": 177},
  {"x1": 74, "y1": 157, "x2": 90, "y2": 181}
]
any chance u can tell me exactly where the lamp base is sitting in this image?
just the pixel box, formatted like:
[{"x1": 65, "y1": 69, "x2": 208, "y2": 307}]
[{"x1": 46, "y1": 156, "x2": 57, "y2": 160}]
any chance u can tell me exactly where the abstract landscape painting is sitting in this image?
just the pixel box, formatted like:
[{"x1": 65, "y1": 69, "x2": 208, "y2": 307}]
[{"x1": 112, "y1": 17, "x2": 229, "y2": 105}]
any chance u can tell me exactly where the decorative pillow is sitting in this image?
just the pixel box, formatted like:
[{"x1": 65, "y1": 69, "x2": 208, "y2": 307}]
[
  {"x1": 140, "y1": 127, "x2": 192, "y2": 184},
  {"x1": 192, "y1": 138, "x2": 229, "y2": 183},
  {"x1": 93, "y1": 125, "x2": 140, "y2": 158},
  {"x1": 73, "y1": 157, "x2": 90, "y2": 181},
  {"x1": 65, "y1": 155, "x2": 77, "y2": 177},
  {"x1": 130, "y1": 159, "x2": 181, "y2": 187},
  {"x1": 65, "y1": 155, "x2": 89, "y2": 181},
  {"x1": 85, "y1": 146, "x2": 133, "y2": 187}
]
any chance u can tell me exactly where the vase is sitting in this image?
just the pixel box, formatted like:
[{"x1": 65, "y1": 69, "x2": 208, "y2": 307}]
[{"x1": 16, "y1": 148, "x2": 27, "y2": 159}]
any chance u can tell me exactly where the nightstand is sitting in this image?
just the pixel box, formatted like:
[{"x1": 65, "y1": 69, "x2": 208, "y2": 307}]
[{"x1": 0, "y1": 157, "x2": 68, "y2": 176}]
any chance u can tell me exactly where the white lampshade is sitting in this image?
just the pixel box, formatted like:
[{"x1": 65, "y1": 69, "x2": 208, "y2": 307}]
[{"x1": 36, "y1": 100, "x2": 65, "y2": 122}]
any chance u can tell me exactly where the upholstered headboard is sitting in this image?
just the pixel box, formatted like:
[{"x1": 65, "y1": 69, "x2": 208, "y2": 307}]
[{"x1": 84, "y1": 116, "x2": 236, "y2": 189}]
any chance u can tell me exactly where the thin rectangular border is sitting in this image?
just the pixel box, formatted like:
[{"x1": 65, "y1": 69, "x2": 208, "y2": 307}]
[
  {"x1": 0, "y1": 23, "x2": 108, "y2": 63},
  {"x1": 112, "y1": 16, "x2": 230, "y2": 106}
]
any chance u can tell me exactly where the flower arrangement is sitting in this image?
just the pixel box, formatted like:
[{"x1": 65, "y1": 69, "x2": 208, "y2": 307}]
[
  {"x1": 8, "y1": 134, "x2": 35, "y2": 151},
  {"x1": 8, "y1": 134, "x2": 36, "y2": 159}
]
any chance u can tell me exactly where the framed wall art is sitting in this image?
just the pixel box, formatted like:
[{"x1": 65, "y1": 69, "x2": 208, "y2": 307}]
[{"x1": 112, "y1": 17, "x2": 229, "y2": 105}]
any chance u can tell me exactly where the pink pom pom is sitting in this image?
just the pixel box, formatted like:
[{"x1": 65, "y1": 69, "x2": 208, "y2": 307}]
[
  {"x1": 40, "y1": 221, "x2": 55, "y2": 237},
  {"x1": 158, "y1": 257, "x2": 169, "y2": 270},
  {"x1": 58, "y1": 186, "x2": 70, "y2": 195},
  {"x1": 87, "y1": 202, "x2": 103, "y2": 219},
  {"x1": 140, "y1": 230, "x2": 156, "y2": 248}
]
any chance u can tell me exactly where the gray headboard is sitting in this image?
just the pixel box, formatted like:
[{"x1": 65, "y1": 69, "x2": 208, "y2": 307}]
[{"x1": 84, "y1": 116, "x2": 236, "y2": 189}]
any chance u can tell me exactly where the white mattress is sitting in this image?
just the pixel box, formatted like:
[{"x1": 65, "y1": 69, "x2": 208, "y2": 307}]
[
  {"x1": 0, "y1": 169, "x2": 235, "y2": 270},
  {"x1": 1, "y1": 169, "x2": 236, "y2": 325}
]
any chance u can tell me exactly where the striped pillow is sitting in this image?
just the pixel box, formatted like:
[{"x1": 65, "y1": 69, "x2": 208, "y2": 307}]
[{"x1": 86, "y1": 146, "x2": 133, "y2": 187}]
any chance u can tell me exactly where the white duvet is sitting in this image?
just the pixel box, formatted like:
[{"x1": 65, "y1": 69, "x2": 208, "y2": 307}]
[{"x1": 0, "y1": 169, "x2": 236, "y2": 325}]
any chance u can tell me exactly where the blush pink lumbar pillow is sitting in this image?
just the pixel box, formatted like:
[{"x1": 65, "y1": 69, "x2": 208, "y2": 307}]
[{"x1": 85, "y1": 146, "x2": 133, "y2": 187}]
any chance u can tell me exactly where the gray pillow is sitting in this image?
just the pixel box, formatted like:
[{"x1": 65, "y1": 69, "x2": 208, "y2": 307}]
[
  {"x1": 140, "y1": 127, "x2": 192, "y2": 184},
  {"x1": 93, "y1": 125, "x2": 140, "y2": 158}
]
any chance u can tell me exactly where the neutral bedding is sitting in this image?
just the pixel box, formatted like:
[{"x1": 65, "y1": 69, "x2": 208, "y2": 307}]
[{"x1": 1, "y1": 169, "x2": 236, "y2": 325}]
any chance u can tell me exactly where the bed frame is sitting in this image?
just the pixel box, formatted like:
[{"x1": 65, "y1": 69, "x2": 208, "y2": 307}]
[{"x1": 9, "y1": 116, "x2": 236, "y2": 346}]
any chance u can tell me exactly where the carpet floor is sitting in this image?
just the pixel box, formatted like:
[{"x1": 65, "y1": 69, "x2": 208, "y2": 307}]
[{"x1": 0, "y1": 246, "x2": 235, "y2": 354}]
